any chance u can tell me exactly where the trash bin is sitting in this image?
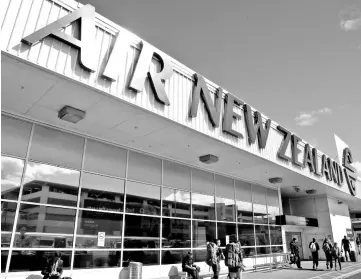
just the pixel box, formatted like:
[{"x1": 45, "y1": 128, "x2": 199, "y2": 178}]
[
  {"x1": 129, "y1": 262, "x2": 143, "y2": 279},
  {"x1": 350, "y1": 251, "x2": 356, "y2": 262}
]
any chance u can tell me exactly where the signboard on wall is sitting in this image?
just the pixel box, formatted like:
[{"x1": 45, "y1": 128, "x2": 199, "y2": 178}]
[
  {"x1": 97, "y1": 232, "x2": 105, "y2": 247},
  {"x1": 346, "y1": 228, "x2": 354, "y2": 241},
  {"x1": 276, "y1": 215, "x2": 318, "y2": 227}
]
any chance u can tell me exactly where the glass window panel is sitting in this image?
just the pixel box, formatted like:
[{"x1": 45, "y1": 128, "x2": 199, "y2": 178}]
[
  {"x1": 238, "y1": 224, "x2": 255, "y2": 247},
  {"x1": 128, "y1": 151, "x2": 161, "y2": 184},
  {"x1": 162, "y1": 188, "x2": 190, "y2": 218},
  {"x1": 192, "y1": 169, "x2": 214, "y2": 195},
  {"x1": 235, "y1": 180, "x2": 252, "y2": 202},
  {"x1": 192, "y1": 221, "x2": 216, "y2": 248},
  {"x1": 268, "y1": 206, "x2": 279, "y2": 225},
  {"x1": 1, "y1": 157, "x2": 24, "y2": 201},
  {"x1": 73, "y1": 251, "x2": 121, "y2": 269},
  {"x1": 192, "y1": 193, "x2": 215, "y2": 220},
  {"x1": 80, "y1": 173, "x2": 124, "y2": 212},
  {"x1": 124, "y1": 215, "x2": 160, "y2": 248},
  {"x1": 216, "y1": 197, "x2": 235, "y2": 222},
  {"x1": 1, "y1": 116, "x2": 32, "y2": 158},
  {"x1": 193, "y1": 249, "x2": 206, "y2": 263},
  {"x1": 162, "y1": 218, "x2": 191, "y2": 248},
  {"x1": 241, "y1": 247, "x2": 256, "y2": 258},
  {"x1": 122, "y1": 250, "x2": 159, "y2": 266},
  {"x1": 236, "y1": 200, "x2": 253, "y2": 223},
  {"x1": 256, "y1": 247, "x2": 271, "y2": 255},
  {"x1": 252, "y1": 184, "x2": 266, "y2": 205},
  {"x1": 161, "y1": 250, "x2": 190, "y2": 265},
  {"x1": 269, "y1": 226, "x2": 282, "y2": 245},
  {"x1": 267, "y1": 188, "x2": 279, "y2": 224},
  {"x1": 76, "y1": 210, "x2": 123, "y2": 249},
  {"x1": 125, "y1": 181, "x2": 160, "y2": 216},
  {"x1": 29, "y1": 125, "x2": 84, "y2": 169},
  {"x1": 215, "y1": 175, "x2": 234, "y2": 199},
  {"x1": 22, "y1": 162, "x2": 79, "y2": 207},
  {"x1": 1, "y1": 250, "x2": 8, "y2": 272},
  {"x1": 163, "y1": 160, "x2": 191, "y2": 190},
  {"x1": 9, "y1": 250, "x2": 71, "y2": 272},
  {"x1": 271, "y1": 246, "x2": 284, "y2": 254},
  {"x1": 15, "y1": 204, "x2": 75, "y2": 248},
  {"x1": 253, "y1": 203, "x2": 268, "y2": 224},
  {"x1": 1, "y1": 202, "x2": 17, "y2": 248},
  {"x1": 84, "y1": 140, "x2": 127, "y2": 178},
  {"x1": 217, "y1": 222, "x2": 236, "y2": 247},
  {"x1": 255, "y1": 225, "x2": 270, "y2": 246}
]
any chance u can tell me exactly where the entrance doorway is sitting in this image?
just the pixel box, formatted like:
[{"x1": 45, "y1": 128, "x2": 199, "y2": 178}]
[{"x1": 286, "y1": 232, "x2": 304, "y2": 259}]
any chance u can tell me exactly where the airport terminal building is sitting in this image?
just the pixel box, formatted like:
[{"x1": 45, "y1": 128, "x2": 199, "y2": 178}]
[{"x1": 1, "y1": 0, "x2": 361, "y2": 278}]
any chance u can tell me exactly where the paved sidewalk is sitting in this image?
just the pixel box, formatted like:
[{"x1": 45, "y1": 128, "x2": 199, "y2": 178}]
[{"x1": 221, "y1": 261, "x2": 361, "y2": 279}]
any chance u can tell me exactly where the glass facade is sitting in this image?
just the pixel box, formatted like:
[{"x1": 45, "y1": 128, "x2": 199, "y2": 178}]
[{"x1": 1, "y1": 115, "x2": 283, "y2": 275}]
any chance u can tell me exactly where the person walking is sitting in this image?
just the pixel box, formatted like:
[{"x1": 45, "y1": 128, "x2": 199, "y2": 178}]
[
  {"x1": 41, "y1": 251, "x2": 63, "y2": 279},
  {"x1": 331, "y1": 242, "x2": 342, "y2": 271},
  {"x1": 322, "y1": 238, "x2": 333, "y2": 269},
  {"x1": 213, "y1": 239, "x2": 224, "y2": 279},
  {"x1": 341, "y1": 236, "x2": 352, "y2": 261},
  {"x1": 356, "y1": 237, "x2": 360, "y2": 255},
  {"x1": 225, "y1": 240, "x2": 245, "y2": 279},
  {"x1": 290, "y1": 238, "x2": 302, "y2": 269},
  {"x1": 309, "y1": 238, "x2": 320, "y2": 270}
]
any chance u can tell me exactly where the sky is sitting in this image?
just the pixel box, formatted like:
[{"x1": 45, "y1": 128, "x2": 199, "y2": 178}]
[{"x1": 79, "y1": 0, "x2": 361, "y2": 175}]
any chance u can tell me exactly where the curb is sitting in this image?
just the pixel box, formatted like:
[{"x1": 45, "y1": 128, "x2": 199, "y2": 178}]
[{"x1": 333, "y1": 268, "x2": 361, "y2": 279}]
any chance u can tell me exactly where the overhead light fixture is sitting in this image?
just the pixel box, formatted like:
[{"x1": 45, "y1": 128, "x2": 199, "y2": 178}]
[
  {"x1": 58, "y1": 106, "x2": 85, "y2": 124},
  {"x1": 199, "y1": 154, "x2": 218, "y2": 164},
  {"x1": 293, "y1": 186, "x2": 301, "y2": 193},
  {"x1": 338, "y1": 200, "x2": 343, "y2": 205},
  {"x1": 269, "y1": 177, "x2": 283, "y2": 184},
  {"x1": 306, "y1": 189, "x2": 317, "y2": 195}
]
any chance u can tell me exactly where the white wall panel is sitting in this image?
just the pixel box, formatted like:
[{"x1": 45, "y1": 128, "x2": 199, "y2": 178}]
[{"x1": 2, "y1": 0, "x2": 359, "y2": 198}]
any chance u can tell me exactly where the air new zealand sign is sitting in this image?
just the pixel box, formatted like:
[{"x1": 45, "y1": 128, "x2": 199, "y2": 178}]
[{"x1": 21, "y1": 4, "x2": 358, "y2": 196}]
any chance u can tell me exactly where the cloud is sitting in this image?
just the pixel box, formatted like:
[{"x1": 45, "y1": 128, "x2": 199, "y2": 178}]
[
  {"x1": 340, "y1": 18, "x2": 361, "y2": 31},
  {"x1": 295, "y1": 107, "x2": 332, "y2": 126},
  {"x1": 339, "y1": 6, "x2": 361, "y2": 31}
]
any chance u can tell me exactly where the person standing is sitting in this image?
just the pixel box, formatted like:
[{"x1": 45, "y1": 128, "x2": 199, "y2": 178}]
[
  {"x1": 182, "y1": 252, "x2": 200, "y2": 279},
  {"x1": 331, "y1": 242, "x2": 342, "y2": 271},
  {"x1": 309, "y1": 238, "x2": 319, "y2": 270},
  {"x1": 290, "y1": 238, "x2": 302, "y2": 269},
  {"x1": 356, "y1": 237, "x2": 360, "y2": 255},
  {"x1": 225, "y1": 240, "x2": 245, "y2": 279},
  {"x1": 322, "y1": 238, "x2": 333, "y2": 269},
  {"x1": 341, "y1": 236, "x2": 352, "y2": 261},
  {"x1": 212, "y1": 239, "x2": 224, "y2": 279}
]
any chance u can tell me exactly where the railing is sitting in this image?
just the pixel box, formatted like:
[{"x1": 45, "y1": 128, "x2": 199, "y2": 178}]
[{"x1": 251, "y1": 253, "x2": 291, "y2": 271}]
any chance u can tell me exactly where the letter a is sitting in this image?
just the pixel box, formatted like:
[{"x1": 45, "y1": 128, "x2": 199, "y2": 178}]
[{"x1": 22, "y1": 4, "x2": 96, "y2": 72}]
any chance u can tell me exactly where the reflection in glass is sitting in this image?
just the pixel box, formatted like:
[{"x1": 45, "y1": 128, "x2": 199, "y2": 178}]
[
  {"x1": 163, "y1": 160, "x2": 191, "y2": 191},
  {"x1": 76, "y1": 210, "x2": 123, "y2": 249},
  {"x1": 128, "y1": 151, "x2": 161, "y2": 185},
  {"x1": 162, "y1": 188, "x2": 190, "y2": 218},
  {"x1": 1, "y1": 157, "x2": 24, "y2": 200},
  {"x1": 9, "y1": 250, "x2": 71, "y2": 272},
  {"x1": 1, "y1": 250, "x2": 8, "y2": 272},
  {"x1": 253, "y1": 203, "x2": 268, "y2": 224},
  {"x1": 240, "y1": 247, "x2": 256, "y2": 257},
  {"x1": 238, "y1": 224, "x2": 255, "y2": 247},
  {"x1": 15, "y1": 204, "x2": 75, "y2": 248},
  {"x1": 271, "y1": 246, "x2": 284, "y2": 254},
  {"x1": 125, "y1": 181, "x2": 160, "y2": 215},
  {"x1": 256, "y1": 247, "x2": 271, "y2": 255},
  {"x1": 192, "y1": 221, "x2": 216, "y2": 248},
  {"x1": 123, "y1": 250, "x2": 159, "y2": 266},
  {"x1": 73, "y1": 251, "x2": 121, "y2": 269},
  {"x1": 192, "y1": 169, "x2": 214, "y2": 195},
  {"x1": 269, "y1": 226, "x2": 282, "y2": 245},
  {"x1": 192, "y1": 193, "x2": 215, "y2": 220},
  {"x1": 80, "y1": 173, "x2": 124, "y2": 212},
  {"x1": 1, "y1": 202, "x2": 17, "y2": 247},
  {"x1": 236, "y1": 200, "x2": 253, "y2": 223},
  {"x1": 255, "y1": 225, "x2": 270, "y2": 246},
  {"x1": 216, "y1": 197, "x2": 235, "y2": 222},
  {"x1": 215, "y1": 175, "x2": 234, "y2": 199},
  {"x1": 217, "y1": 222, "x2": 236, "y2": 246},
  {"x1": 193, "y1": 249, "x2": 206, "y2": 263},
  {"x1": 22, "y1": 162, "x2": 80, "y2": 207},
  {"x1": 267, "y1": 188, "x2": 279, "y2": 224},
  {"x1": 161, "y1": 250, "x2": 190, "y2": 265},
  {"x1": 124, "y1": 215, "x2": 160, "y2": 248},
  {"x1": 162, "y1": 218, "x2": 191, "y2": 248},
  {"x1": 267, "y1": 206, "x2": 280, "y2": 224},
  {"x1": 252, "y1": 184, "x2": 266, "y2": 204}
]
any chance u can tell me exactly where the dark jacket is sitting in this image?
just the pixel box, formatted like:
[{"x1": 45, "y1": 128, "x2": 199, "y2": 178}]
[
  {"x1": 42, "y1": 258, "x2": 63, "y2": 279},
  {"x1": 290, "y1": 241, "x2": 300, "y2": 255},
  {"x1": 182, "y1": 255, "x2": 195, "y2": 270}
]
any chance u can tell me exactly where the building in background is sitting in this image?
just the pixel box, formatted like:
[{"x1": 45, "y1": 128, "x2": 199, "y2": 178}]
[{"x1": 1, "y1": 0, "x2": 360, "y2": 278}]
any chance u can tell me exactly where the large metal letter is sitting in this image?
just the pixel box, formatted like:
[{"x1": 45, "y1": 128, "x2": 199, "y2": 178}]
[
  {"x1": 243, "y1": 104, "x2": 271, "y2": 149},
  {"x1": 129, "y1": 41, "x2": 173, "y2": 106},
  {"x1": 22, "y1": 4, "x2": 96, "y2": 72},
  {"x1": 328, "y1": 158, "x2": 338, "y2": 184},
  {"x1": 291, "y1": 134, "x2": 303, "y2": 167},
  {"x1": 321, "y1": 155, "x2": 331, "y2": 181},
  {"x1": 303, "y1": 144, "x2": 315, "y2": 173},
  {"x1": 277, "y1": 126, "x2": 292, "y2": 162},
  {"x1": 342, "y1": 148, "x2": 357, "y2": 196},
  {"x1": 222, "y1": 93, "x2": 244, "y2": 138},
  {"x1": 312, "y1": 148, "x2": 322, "y2": 176},
  {"x1": 190, "y1": 74, "x2": 222, "y2": 127}
]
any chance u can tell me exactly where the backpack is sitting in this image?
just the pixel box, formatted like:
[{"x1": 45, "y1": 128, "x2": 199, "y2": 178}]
[
  {"x1": 225, "y1": 243, "x2": 242, "y2": 268},
  {"x1": 206, "y1": 242, "x2": 218, "y2": 266},
  {"x1": 310, "y1": 242, "x2": 317, "y2": 253},
  {"x1": 323, "y1": 242, "x2": 331, "y2": 252}
]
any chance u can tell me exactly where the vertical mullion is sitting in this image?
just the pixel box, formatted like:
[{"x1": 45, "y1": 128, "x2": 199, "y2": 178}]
[
  {"x1": 70, "y1": 137, "x2": 87, "y2": 275},
  {"x1": 234, "y1": 179, "x2": 238, "y2": 242},
  {"x1": 5, "y1": 123, "x2": 35, "y2": 276},
  {"x1": 265, "y1": 188, "x2": 271, "y2": 251},
  {"x1": 120, "y1": 150, "x2": 129, "y2": 268},
  {"x1": 190, "y1": 168, "x2": 193, "y2": 251},
  {"x1": 159, "y1": 159, "x2": 164, "y2": 269},
  {"x1": 251, "y1": 184, "x2": 256, "y2": 256},
  {"x1": 214, "y1": 173, "x2": 217, "y2": 241}
]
